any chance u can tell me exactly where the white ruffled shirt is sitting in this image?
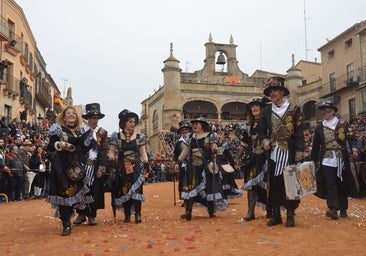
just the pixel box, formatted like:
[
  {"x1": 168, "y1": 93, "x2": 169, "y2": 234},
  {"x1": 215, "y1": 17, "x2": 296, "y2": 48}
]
[
  {"x1": 321, "y1": 117, "x2": 339, "y2": 168},
  {"x1": 271, "y1": 98, "x2": 289, "y2": 118},
  {"x1": 83, "y1": 125, "x2": 100, "y2": 161},
  {"x1": 270, "y1": 99, "x2": 290, "y2": 176}
]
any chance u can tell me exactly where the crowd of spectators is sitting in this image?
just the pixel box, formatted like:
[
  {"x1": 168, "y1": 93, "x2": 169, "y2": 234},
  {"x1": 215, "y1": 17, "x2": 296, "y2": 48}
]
[
  {"x1": 2, "y1": 115, "x2": 366, "y2": 203},
  {"x1": 0, "y1": 116, "x2": 51, "y2": 202}
]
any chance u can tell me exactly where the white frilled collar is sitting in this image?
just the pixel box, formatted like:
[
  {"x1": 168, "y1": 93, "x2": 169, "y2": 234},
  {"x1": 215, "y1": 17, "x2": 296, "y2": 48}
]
[
  {"x1": 271, "y1": 98, "x2": 289, "y2": 118},
  {"x1": 322, "y1": 116, "x2": 339, "y2": 130}
]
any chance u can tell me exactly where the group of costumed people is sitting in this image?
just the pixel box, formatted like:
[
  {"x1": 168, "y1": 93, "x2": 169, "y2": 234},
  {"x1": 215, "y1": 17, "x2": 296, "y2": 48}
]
[
  {"x1": 236, "y1": 76, "x2": 357, "y2": 227},
  {"x1": 44, "y1": 76, "x2": 358, "y2": 236},
  {"x1": 46, "y1": 103, "x2": 147, "y2": 236}
]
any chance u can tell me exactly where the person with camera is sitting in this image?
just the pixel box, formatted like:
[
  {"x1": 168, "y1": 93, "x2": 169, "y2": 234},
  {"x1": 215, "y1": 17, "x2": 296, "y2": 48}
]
[
  {"x1": 73, "y1": 103, "x2": 109, "y2": 226},
  {"x1": 46, "y1": 106, "x2": 94, "y2": 236}
]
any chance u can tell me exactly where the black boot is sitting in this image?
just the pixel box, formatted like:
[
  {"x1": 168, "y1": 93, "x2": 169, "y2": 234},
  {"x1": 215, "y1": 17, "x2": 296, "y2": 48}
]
[
  {"x1": 266, "y1": 204, "x2": 273, "y2": 219},
  {"x1": 340, "y1": 209, "x2": 348, "y2": 218},
  {"x1": 73, "y1": 214, "x2": 86, "y2": 225},
  {"x1": 326, "y1": 208, "x2": 339, "y2": 220},
  {"x1": 267, "y1": 206, "x2": 282, "y2": 226},
  {"x1": 61, "y1": 219, "x2": 71, "y2": 236},
  {"x1": 88, "y1": 217, "x2": 97, "y2": 226},
  {"x1": 208, "y1": 201, "x2": 216, "y2": 218},
  {"x1": 181, "y1": 199, "x2": 193, "y2": 220},
  {"x1": 123, "y1": 200, "x2": 132, "y2": 223},
  {"x1": 133, "y1": 200, "x2": 142, "y2": 223},
  {"x1": 285, "y1": 209, "x2": 295, "y2": 227},
  {"x1": 244, "y1": 190, "x2": 256, "y2": 221}
]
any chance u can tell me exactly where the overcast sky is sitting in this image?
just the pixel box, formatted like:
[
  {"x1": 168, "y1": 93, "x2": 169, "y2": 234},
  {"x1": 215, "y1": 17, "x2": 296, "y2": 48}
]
[{"x1": 14, "y1": 0, "x2": 366, "y2": 132}]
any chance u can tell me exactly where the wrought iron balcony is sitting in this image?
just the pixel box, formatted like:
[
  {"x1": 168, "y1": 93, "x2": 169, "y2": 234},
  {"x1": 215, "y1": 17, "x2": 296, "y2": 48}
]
[
  {"x1": 35, "y1": 81, "x2": 52, "y2": 108},
  {"x1": 19, "y1": 81, "x2": 33, "y2": 108},
  {"x1": 320, "y1": 68, "x2": 364, "y2": 98},
  {"x1": 1, "y1": 73, "x2": 20, "y2": 98},
  {"x1": 0, "y1": 16, "x2": 10, "y2": 41},
  {"x1": 4, "y1": 31, "x2": 22, "y2": 56}
]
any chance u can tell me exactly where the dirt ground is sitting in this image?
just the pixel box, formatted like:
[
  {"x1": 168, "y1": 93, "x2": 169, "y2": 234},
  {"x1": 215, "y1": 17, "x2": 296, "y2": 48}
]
[{"x1": 1, "y1": 180, "x2": 366, "y2": 256}]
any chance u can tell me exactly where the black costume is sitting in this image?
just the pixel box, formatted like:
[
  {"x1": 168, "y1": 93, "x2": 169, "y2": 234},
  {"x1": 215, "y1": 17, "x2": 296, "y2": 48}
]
[
  {"x1": 178, "y1": 117, "x2": 228, "y2": 221},
  {"x1": 173, "y1": 120, "x2": 191, "y2": 202},
  {"x1": 74, "y1": 125, "x2": 108, "y2": 223},
  {"x1": 217, "y1": 140, "x2": 242, "y2": 200},
  {"x1": 311, "y1": 116, "x2": 357, "y2": 218},
  {"x1": 240, "y1": 117, "x2": 269, "y2": 221},
  {"x1": 258, "y1": 99, "x2": 304, "y2": 227},
  {"x1": 110, "y1": 132, "x2": 146, "y2": 223},
  {"x1": 46, "y1": 124, "x2": 93, "y2": 235}
]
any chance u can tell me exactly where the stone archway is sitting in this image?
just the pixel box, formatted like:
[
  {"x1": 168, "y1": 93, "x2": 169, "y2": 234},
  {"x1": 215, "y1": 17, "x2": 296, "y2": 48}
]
[
  {"x1": 182, "y1": 100, "x2": 218, "y2": 120},
  {"x1": 221, "y1": 102, "x2": 246, "y2": 121}
]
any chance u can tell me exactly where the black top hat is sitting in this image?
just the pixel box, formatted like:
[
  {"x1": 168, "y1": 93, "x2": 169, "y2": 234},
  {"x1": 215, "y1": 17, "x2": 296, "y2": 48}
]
[
  {"x1": 318, "y1": 100, "x2": 338, "y2": 112},
  {"x1": 263, "y1": 76, "x2": 289, "y2": 97},
  {"x1": 118, "y1": 109, "x2": 139, "y2": 123},
  {"x1": 246, "y1": 97, "x2": 271, "y2": 109},
  {"x1": 178, "y1": 120, "x2": 192, "y2": 133},
  {"x1": 82, "y1": 103, "x2": 105, "y2": 119}
]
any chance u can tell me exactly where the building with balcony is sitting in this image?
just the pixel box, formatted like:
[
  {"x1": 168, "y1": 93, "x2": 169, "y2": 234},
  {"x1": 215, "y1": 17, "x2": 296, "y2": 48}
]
[
  {"x1": 0, "y1": 0, "x2": 66, "y2": 126},
  {"x1": 318, "y1": 20, "x2": 366, "y2": 121},
  {"x1": 139, "y1": 35, "x2": 321, "y2": 155}
]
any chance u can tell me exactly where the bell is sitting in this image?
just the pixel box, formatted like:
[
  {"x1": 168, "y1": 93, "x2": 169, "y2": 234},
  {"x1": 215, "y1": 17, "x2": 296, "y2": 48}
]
[{"x1": 216, "y1": 52, "x2": 226, "y2": 65}]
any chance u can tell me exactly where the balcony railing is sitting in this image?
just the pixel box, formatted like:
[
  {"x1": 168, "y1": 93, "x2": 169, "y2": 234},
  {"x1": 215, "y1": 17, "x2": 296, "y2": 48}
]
[
  {"x1": 19, "y1": 82, "x2": 33, "y2": 107},
  {"x1": 35, "y1": 81, "x2": 52, "y2": 108},
  {"x1": 0, "y1": 16, "x2": 10, "y2": 41},
  {"x1": 2, "y1": 73, "x2": 20, "y2": 95},
  {"x1": 320, "y1": 68, "x2": 364, "y2": 97},
  {"x1": 4, "y1": 31, "x2": 22, "y2": 56}
]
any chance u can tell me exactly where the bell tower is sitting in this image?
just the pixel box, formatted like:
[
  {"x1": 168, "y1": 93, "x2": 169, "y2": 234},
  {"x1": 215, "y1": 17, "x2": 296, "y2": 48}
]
[
  {"x1": 286, "y1": 54, "x2": 304, "y2": 106},
  {"x1": 162, "y1": 43, "x2": 182, "y2": 128},
  {"x1": 195, "y1": 34, "x2": 248, "y2": 83}
]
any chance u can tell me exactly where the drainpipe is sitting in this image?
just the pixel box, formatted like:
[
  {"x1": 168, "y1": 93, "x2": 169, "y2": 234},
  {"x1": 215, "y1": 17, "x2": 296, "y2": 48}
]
[{"x1": 359, "y1": 33, "x2": 363, "y2": 79}]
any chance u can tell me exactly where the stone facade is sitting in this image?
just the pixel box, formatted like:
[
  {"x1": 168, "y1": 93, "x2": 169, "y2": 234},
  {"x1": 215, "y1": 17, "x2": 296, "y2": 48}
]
[
  {"x1": 318, "y1": 20, "x2": 366, "y2": 121},
  {"x1": 139, "y1": 35, "x2": 321, "y2": 155},
  {"x1": 0, "y1": 0, "x2": 65, "y2": 126}
]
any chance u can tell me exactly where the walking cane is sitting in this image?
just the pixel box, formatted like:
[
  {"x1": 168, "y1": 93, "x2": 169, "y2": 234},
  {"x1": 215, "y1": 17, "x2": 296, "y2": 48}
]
[
  {"x1": 212, "y1": 153, "x2": 217, "y2": 207},
  {"x1": 173, "y1": 164, "x2": 176, "y2": 206},
  {"x1": 112, "y1": 193, "x2": 117, "y2": 224}
]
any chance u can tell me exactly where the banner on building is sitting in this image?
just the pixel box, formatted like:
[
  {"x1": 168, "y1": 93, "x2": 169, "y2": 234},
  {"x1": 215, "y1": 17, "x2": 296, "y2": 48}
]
[{"x1": 225, "y1": 77, "x2": 240, "y2": 85}]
